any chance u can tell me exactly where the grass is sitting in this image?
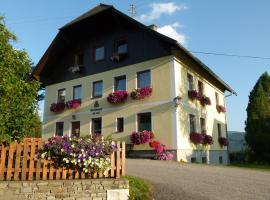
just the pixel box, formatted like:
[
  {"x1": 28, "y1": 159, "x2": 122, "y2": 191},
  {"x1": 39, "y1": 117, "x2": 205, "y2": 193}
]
[
  {"x1": 124, "y1": 175, "x2": 153, "y2": 200},
  {"x1": 230, "y1": 163, "x2": 270, "y2": 171}
]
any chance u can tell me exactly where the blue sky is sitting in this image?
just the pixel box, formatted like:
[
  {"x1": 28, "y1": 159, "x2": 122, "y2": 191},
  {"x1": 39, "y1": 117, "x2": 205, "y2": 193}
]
[{"x1": 1, "y1": 0, "x2": 270, "y2": 132}]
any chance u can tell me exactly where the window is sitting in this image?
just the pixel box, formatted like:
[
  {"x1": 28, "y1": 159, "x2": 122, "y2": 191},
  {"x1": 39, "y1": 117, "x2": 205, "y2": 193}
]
[
  {"x1": 116, "y1": 117, "x2": 124, "y2": 132},
  {"x1": 55, "y1": 122, "x2": 64, "y2": 136},
  {"x1": 215, "y1": 92, "x2": 219, "y2": 105},
  {"x1": 137, "y1": 112, "x2": 151, "y2": 131},
  {"x1": 200, "y1": 117, "x2": 206, "y2": 133},
  {"x1": 71, "y1": 121, "x2": 80, "y2": 137},
  {"x1": 202, "y1": 157, "x2": 207, "y2": 164},
  {"x1": 189, "y1": 114, "x2": 196, "y2": 133},
  {"x1": 115, "y1": 39, "x2": 127, "y2": 55},
  {"x1": 187, "y1": 73, "x2": 194, "y2": 90},
  {"x1": 94, "y1": 45, "x2": 104, "y2": 62},
  {"x1": 137, "y1": 70, "x2": 151, "y2": 88},
  {"x1": 57, "y1": 89, "x2": 66, "y2": 103},
  {"x1": 73, "y1": 85, "x2": 82, "y2": 100},
  {"x1": 91, "y1": 118, "x2": 102, "y2": 134},
  {"x1": 191, "y1": 157, "x2": 196, "y2": 163},
  {"x1": 75, "y1": 53, "x2": 84, "y2": 66},
  {"x1": 92, "y1": 81, "x2": 103, "y2": 98},
  {"x1": 198, "y1": 81, "x2": 203, "y2": 96},
  {"x1": 219, "y1": 156, "x2": 223, "y2": 164},
  {"x1": 217, "y1": 123, "x2": 222, "y2": 138},
  {"x1": 114, "y1": 76, "x2": 126, "y2": 91}
]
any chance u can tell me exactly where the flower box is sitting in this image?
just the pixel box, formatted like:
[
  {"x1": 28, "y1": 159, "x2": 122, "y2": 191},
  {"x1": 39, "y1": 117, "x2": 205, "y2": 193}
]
[
  {"x1": 130, "y1": 86, "x2": 152, "y2": 100},
  {"x1": 188, "y1": 90, "x2": 199, "y2": 100},
  {"x1": 107, "y1": 91, "x2": 128, "y2": 104},
  {"x1": 201, "y1": 133, "x2": 213, "y2": 145},
  {"x1": 130, "y1": 130, "x2": 154, "y2": 145},
  {"x1": 66, "y1": 99, "x2": 81, "y2": 109},
  {"x1": 216, "y1": 105, "x2": 226, "y2": 113},
  {"x1": 200, "y1": 96, "x2": 211, "y2": 106},
  {"x1": 190, "y1": 132, "x2": 203, "y2": 145},
  {"x1": 190, "y1": 132, "x2": 213, "y2": 145},
  {"x1": 218, "y1": 137, "x2": 228, "y2": 147},
  {"x1": 50, "y1": 102, "x2": 66, "y2": 113}
]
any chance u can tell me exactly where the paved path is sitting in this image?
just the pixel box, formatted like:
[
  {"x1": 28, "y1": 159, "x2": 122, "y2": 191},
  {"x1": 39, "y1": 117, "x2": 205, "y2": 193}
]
[{"x1": 126, "y1": 159, "x2": 270, "y2": 200}]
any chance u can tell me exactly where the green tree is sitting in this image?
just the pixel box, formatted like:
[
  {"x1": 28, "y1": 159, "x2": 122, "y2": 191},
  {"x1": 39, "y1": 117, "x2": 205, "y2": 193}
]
[
  {"x1": 245, "y1": 72, "x2": 270, "y2": 163},
  {"x1": 0, "y1": 17, "x2": 40, "y2": 143}
]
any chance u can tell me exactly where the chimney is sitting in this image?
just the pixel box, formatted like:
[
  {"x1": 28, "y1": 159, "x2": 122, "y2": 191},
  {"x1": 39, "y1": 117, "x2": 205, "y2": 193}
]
[{"x1": 148, "y1": 24, "x2": 157, "y2": 31}]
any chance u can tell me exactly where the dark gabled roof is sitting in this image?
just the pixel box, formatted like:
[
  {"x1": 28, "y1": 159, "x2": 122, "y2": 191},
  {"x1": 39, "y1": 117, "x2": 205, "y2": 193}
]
[{"x1": 33, "y1": 3, "x2": 236, "y2": 95}]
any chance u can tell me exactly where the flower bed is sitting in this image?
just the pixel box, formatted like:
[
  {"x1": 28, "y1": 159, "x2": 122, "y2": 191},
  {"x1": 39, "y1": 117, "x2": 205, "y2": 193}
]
[
  {"x1": 50, "y1": 102, "x2": 66, "y2": 113},
  {"x1": 218, "y1": 137, "x2": 228, "y2": 147},
  {"x1": 39, "y1": 135, "x2": 116, "y2": 173},
  {"x1": 217, "y1": 105, "x2": 226, "y2": 113},
  {"x1": 107, "y1": 91, "x2": 128, "y2": 104},
  {"x1": 130, "y1": 87, "x2": 152, "y2": 100},
  {"x1": 66, "y1": 99, "x2": 81, "y2": 109},
  {"x1": 200, "y1": 96, "x2": 211, "y2": 106},
  {"x1": 130, "y1": 130, "x2": 154, "y2": 145}
]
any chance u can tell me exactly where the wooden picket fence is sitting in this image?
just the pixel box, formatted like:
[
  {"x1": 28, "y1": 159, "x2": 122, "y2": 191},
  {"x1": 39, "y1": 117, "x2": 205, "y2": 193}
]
[{"x1": 0, "y1": 138, "x2": 126, "y2": 181}]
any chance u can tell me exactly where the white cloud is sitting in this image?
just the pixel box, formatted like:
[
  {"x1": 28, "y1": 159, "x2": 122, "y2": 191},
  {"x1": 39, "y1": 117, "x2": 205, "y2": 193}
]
[
  {"x1": 157, "y1": 23, "x2": 186, "y2": 45},
  {"x1": 139, "y1": 2, "x2": 187, "y2": 22}
]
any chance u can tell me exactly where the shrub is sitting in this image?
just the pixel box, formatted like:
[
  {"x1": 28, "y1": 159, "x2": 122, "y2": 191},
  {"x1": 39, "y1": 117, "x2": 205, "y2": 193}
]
[
  {"x1": 39, "y1": 135, "x2": 116, "y2": 173},
  {"x1": 130, "y1": 87, "x2": 152, "y2": 100},
  {"x1": 107, "y1": 91, "x2": 128, "y2": 104}
]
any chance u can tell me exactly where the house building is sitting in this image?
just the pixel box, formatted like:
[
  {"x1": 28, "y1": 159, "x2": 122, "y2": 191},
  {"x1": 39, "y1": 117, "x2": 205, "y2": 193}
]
[{"x1": 32, "y1": 4, "x2": 236, "y2": 164}]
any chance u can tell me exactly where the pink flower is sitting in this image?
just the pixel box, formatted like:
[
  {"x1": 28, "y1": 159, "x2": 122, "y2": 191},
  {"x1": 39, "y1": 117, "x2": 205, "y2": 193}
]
[
  {"x1": 107, "y1": 91, "x2": 128, "y2": 104},
  {"x1": 130, "y1": 87, "x2": 152, "y2": 100},
  {"x1": 66, "y1": 99, "x2": 81, "y2": 109},
  {"x1": 218, "y1": 137, "x2": 228, "y2": 146},
  {"x1": 50, "y1": 102, "x2": 65, "y2": 113},
  {"x1": 216, "y1": 105, "x2": 226, "y2": 113}
]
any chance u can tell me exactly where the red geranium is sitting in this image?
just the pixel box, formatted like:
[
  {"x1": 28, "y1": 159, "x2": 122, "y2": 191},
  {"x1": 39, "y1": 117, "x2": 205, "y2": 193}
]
[
  {"x1": 107, "y1": 91, "x2": 128, "y2": 104},
  {"x1": 130, "y1": 86, "x2": 152, "y2": 100}
]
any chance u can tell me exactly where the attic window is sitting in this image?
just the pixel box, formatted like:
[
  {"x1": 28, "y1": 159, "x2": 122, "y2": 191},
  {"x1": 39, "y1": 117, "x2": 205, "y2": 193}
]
[
  {"x1": 94, "y1": 45, "x2": 104, "y2": 62},
  {"x1": 75, "y1": 53, "x2": 84, "y2": 66},
  {"x1": 116, "y1": 39, "x2": 127, "y2": 55}
]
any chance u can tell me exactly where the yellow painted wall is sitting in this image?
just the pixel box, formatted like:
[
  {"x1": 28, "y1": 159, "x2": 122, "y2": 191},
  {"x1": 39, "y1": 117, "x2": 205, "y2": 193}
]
[
  {"x1": 43, "y1": 56, "x2": 175, "y2": 149},
  {"x1": 175, "y1": 58, "x2": 228, "y2": 151},
  {"x1": 43, "y1": 56, "x2": 229, "y2": 152}
]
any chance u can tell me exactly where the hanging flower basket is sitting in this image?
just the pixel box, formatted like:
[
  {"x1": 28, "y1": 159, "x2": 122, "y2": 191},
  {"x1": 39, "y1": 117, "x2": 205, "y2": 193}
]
[
  {"x1": 66, "y1": 99, "x2": 81, "y2": 109},
  {"x1": 216, "y1": 105, "x2": 226, "y2": 113},
  {"x1": 188, "y1": 90, "x2": 199, "y2": 100},
  {"x1": 130, "y1": 86, "x2": 152, "y2": 100},
  {"x1": 50, "y1": 102, "x2": 66, "y2": 113},
  {"x1": 107, "y1": 91, "x2": 128, "y2": 104},
  {"x1": 218, "y1": 137, "x2": 228, "y2": 147},
  {"x1": 200, "y1": 96, "x2": 211, "y2": 106}
]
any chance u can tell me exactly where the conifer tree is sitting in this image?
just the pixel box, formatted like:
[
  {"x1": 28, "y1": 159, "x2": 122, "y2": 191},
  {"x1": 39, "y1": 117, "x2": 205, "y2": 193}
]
[{"x1": 245, "y1": 72, "x2": 270, "y2": 162}]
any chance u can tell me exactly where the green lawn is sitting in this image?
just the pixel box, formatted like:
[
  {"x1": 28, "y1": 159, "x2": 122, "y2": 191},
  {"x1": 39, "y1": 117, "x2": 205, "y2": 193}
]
[
  {"x1": 230, "y1": 163, "x2": 270, "y2": 171},
  {"x1": 124, "y1": 176, "x2": 153, "y2": 200}
]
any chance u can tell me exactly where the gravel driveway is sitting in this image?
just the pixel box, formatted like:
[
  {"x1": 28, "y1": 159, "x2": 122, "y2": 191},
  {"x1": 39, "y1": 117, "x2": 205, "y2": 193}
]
[{"x1": 126, "y1": 159, "x2": 270, "y2": 200}]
